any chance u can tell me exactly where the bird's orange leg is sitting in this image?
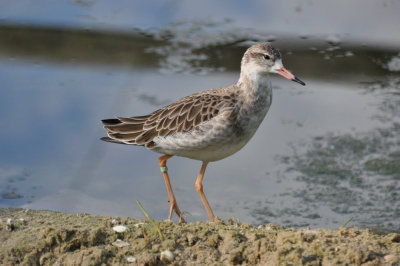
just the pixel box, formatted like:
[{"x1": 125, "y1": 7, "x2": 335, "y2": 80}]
[
  {"x1": 195, "y1": 162, "x2": 215, "y2": 221},
  {"x1": 158, "y1": 155, "x2": 186, "y2": 223}
]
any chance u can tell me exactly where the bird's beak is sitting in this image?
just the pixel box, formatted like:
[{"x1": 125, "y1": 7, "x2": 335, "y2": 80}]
[{"x1": 277, "y1": 67, "x2": 306, "y2": 86}]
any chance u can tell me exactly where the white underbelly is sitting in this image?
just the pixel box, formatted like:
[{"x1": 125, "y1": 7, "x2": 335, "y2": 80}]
[{"x1": 151, "y1": 104, "x2": 270, "y2": 162}]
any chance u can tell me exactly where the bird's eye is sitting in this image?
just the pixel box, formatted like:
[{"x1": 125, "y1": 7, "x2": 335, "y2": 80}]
[{"x1": 263, "y1": 54, "x2": 271, "y2": 60}]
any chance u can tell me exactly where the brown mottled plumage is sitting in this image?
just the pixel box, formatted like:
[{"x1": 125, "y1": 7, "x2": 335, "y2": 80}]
[{"x1": 102, "y1": 89, "x2": 236, "y2": 149}]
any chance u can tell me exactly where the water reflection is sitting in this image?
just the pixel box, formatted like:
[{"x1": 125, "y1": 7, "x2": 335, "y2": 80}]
[
  {"x1": 0, "y1": 167, "x2": 33, "y2": 204},
  {"x1": 2, "y1": 0, "x2": 400, "y2": 47},
  {"x1": 0, "y1": 25, "x2": 163, "y2": 68},
  {"x1": 0, "y1": 24, "x2": 397, "y2": 82},
  {"x1": 250, "y1": 75, "x2": 400, "y2": 231},
  {"x1": 270, "y1": 124, "x2": 400, "y2": 229}
]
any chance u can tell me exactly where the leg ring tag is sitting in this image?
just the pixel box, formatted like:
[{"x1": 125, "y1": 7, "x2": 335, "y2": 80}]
[{"x1": 160, "y1": 166, "x2": 168, "y2": 173}]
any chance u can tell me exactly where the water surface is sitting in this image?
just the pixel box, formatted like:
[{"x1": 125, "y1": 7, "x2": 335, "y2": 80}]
[{"x1": 0, "y1": 0, "x2": 399, "y2": 231}]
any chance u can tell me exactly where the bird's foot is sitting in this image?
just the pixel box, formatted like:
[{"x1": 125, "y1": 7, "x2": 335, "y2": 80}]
[{"x1": 168, "y1": 200, "x2": 186, "y2": 223}]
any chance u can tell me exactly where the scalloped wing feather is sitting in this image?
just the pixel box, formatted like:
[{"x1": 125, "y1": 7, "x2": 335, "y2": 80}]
[{"x1": 102, "y1": 89, "x2": 237, "y2": 148}]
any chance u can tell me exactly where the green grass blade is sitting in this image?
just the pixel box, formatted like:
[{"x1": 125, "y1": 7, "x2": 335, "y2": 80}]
[
  {"x1": 136, "y1": 200, "x2": 164, "y2": 241},
  {"x1": 341, "y1": 216, "x2": 354, "y2": 228}
]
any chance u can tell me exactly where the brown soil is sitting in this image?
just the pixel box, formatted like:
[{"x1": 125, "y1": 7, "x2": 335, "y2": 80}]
[{"x1": 0, "y1": 208, "x2": 399, "y2": 265}]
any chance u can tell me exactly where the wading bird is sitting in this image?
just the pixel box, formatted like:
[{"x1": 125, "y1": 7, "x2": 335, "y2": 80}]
[{"x1": 102, "y1": 43, "x2": 305, "y2": 222}]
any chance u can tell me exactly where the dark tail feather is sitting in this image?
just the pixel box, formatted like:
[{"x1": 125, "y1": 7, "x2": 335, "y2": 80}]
[
  {"x1": 100, "y1": 137, "x2": 128, "y2": 145},
  {"x1": 102, "y1": 119, "x2": 122, "y2": 126}
]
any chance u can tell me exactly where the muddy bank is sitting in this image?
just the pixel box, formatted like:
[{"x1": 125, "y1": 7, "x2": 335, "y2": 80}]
[{"x1": 0, "y1": 208, "x2": 399, "y2": 265}]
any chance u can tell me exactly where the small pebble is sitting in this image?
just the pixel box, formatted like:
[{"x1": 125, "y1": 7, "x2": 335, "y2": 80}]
[
  {"x1": 113, "y1": 225, "x2": 128, "y2": 233},
  {"x1": 127, "y1": 256, "x2": 137, "y2": 263},
  {"x1": 265, "y1": 224, "x2": 274, "y2": 231},
  {"x1": 134, "y1": 222, "x2": 144, "y2": 228},
  {"x1": 160, "y1": 249, "x2": 174, "y2": 262},
  {"x1": 112, "y1": 239, "x2": 130, "y2": 248},
  {"x1": 6, "y1": 218, "x2": 15, "y2": 231}
]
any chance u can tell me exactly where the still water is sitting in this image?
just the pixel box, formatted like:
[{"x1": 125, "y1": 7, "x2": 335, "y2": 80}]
[{"x1": 0, "y1": 0, "x2": 399, "y2": 231}]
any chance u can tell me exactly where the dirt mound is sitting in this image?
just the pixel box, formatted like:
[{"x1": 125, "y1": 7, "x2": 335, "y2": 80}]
[{"x1": 0, "y1": 208, "x2": 399, "y2": 265}]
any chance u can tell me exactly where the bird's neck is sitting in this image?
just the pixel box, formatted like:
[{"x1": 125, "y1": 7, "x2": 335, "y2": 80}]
[
  {"x1": 237, "y1": 68, "x2": 272, "y2": 101},
  {"x1": 235, "y1": 67, "x2": 273, "y2": 133}
]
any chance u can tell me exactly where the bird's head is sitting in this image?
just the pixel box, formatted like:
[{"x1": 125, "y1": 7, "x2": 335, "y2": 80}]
[{"x1": 241, "y1": 43, "x2": 305, "y2": 86}]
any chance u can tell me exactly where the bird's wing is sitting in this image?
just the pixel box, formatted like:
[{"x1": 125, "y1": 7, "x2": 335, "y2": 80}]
[{"x1": 102, "y1": 89, "x2": 236, "y2": 148}]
